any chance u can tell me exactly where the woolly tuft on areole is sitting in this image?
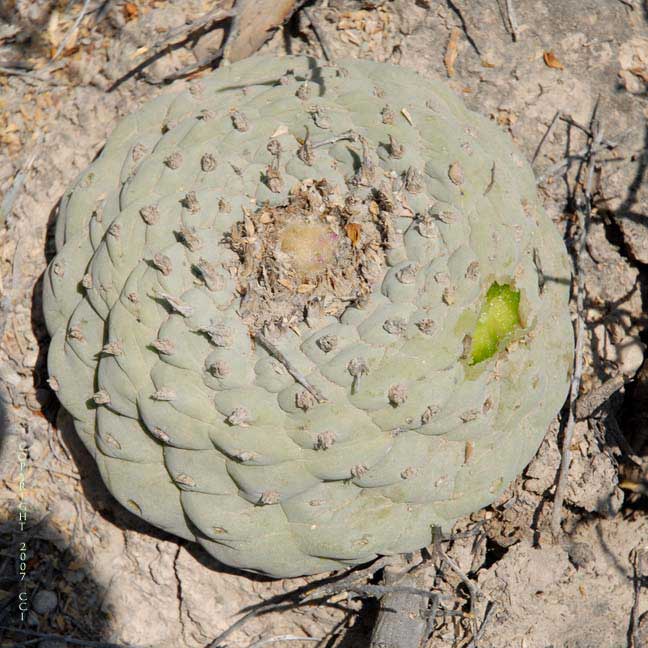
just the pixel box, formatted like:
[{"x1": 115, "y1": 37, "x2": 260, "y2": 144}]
[{"x1": 43, "y1": 55, "x2": 574, "y2": 577}]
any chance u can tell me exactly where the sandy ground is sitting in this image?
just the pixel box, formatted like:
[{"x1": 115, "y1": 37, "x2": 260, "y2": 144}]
[{"x1": 1, "y1": 1, "x2": 647, "y2": 647}]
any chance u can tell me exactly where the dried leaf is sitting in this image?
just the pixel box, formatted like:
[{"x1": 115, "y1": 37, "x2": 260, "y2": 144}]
[
  {"x1": 345, "y1": 223, "x2": 361, "y2": 246},
  {"x1": 62, "y1": 45, "x2": 80, "y2": 58},
  {"x1": 444, "y1": 27, "x2": 461, "y2": 77},
  {"x1": 543, "y1": 51, "x2": 564, "y2": 70},
  {"x1": 464, "y1": 439, "x2": 474, "y2": 464},
  {"x1": 47, "y1": 10, "x2": 60, "y2": 47},
  {"x1": 400, "y1": 107, "x2": 413, "y2": 125},
  {"x1": 448, "y1": 161, "x2": 464, "y2": 186},
  {"x1": 123, "y1": 2, "x2": 139, "y2": 20}
]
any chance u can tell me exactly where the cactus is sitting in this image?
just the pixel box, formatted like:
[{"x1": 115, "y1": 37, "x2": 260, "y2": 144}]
[{"x1": 43, "y1": 55, "x2": 573, "y2": 577}]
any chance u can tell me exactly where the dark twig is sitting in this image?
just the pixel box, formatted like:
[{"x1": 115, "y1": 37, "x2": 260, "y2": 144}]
[
  {"x1": 254, "y1": 332, "x2": 327, "y2": 403},
  {"x1": 302, "y1": 7, "x2": 334, "y2": 61},
  {"x1": 559, "y1": 114, "x2": 595, "y2": 137},
  {"x1": 504, "y1": 0, "x2": 519, "y2": 41},
  {"x1": 446, "y1": 1, "x2": 481, "y2": 55},
  {"x1": 301, "y1": 557, "x2": 391, "y2": 603},
  {"x1": 532, "y1": 110, "x2": 561, "y2": 165},
  {"x1": 347, "y1": 583, "x2": 438, "y2": 601},
  {"x1": 536, "y1": 129, "x2": 632, "y2": 184},
  {"x1": 551, "y1": 100, "x2": 603, "y2": 537},
  {"x1": 483, "y1": 162, "x2": 496, "y2": 195}
]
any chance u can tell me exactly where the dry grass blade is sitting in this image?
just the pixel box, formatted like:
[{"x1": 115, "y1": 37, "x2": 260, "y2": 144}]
[{"x1": 247, "y1": 636, "x2": 321, "y2": 647}]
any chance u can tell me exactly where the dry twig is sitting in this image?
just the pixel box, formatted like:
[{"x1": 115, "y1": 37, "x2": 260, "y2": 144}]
[
  {"x1": 536, "y1": 129, "x2": 631, "y2": 184},
  {"x1": 445, "y1": 0, "x2": 481, "y2": 55},
  {"x1": 247, "y1": 636, "x2": 321, "y2": 647},
  {"x1": 253, "y1": 332, "x2": 327, "y2": 403},
  {"x1": 465, "y1": 601, "x2": 496, "y2": 648},
  {"x1": 208, "y1": 558, "x2": 389, "y2": 647},
  {"x1": 109, "y1": 5, "x2": 235, "y2": 89},
  {"x1": 551, "y1": 101, "x2": 603, "y2": 537},
  {"x1": 504, "y1": 0, "x2": 520, "y2": 41},
  {"x1": 532, "y1": 110, "x2": 561, "y2": 165},
  {"x1": 302, "y1": 7, "x2": 334, "y2": 61}
]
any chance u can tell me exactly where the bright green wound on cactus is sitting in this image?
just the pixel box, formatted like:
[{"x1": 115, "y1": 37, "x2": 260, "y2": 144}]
[{"x1": 471, "y1": 283, "x2": 521, "y2": 364}]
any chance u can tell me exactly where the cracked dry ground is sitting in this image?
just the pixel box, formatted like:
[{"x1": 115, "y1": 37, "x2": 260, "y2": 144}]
[{"x1": 1, "y1": 1, "x2": 648, "y2": 647}]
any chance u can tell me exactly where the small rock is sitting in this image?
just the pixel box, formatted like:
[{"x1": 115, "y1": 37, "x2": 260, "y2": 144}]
[
  {"x1": 32, "y1": 589, "x2": 58, "y2": 615},
  {"x1": 566, "y1": 541, "x2": 595, "y2": 569},
  {"x1": 27, "y1": 439, "x2": 44, "y2": 461},
  {"x1": 617, "y1": 336, "x2": 645, "y2": 377}
]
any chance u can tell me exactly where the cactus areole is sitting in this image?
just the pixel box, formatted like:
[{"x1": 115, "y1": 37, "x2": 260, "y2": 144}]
[{"x1": 44, "y1": 56, "x2": 574, "y2": 577}]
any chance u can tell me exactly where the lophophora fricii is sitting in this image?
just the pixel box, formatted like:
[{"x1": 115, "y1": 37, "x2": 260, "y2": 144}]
[{"x1": 43, "y1": 56, "x2": 574, "y2": 577}]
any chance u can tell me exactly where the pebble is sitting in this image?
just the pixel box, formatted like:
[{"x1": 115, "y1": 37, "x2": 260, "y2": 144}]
[
  {"x1": 27, "y1": 439, "x2": 44, "y2": 462},
  {"x1": 617, "y1": 336, "x2": 645, "y2": 376},
  {"x1": 32, "y1": 589, "x2": 58, "y2": 615},
  {"x1": 566, "y1": 541, "x2": 595, "y2": 569}
]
